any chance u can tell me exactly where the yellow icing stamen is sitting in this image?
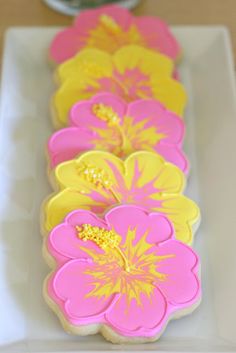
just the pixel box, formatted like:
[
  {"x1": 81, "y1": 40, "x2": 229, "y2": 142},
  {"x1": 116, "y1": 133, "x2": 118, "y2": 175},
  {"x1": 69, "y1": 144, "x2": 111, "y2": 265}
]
[
  {"x1": 92, "y1": 103, "x2": 134, "y2": 155},
  {"x1": 77, "y1": 162, "x2": 113, "y2": 188},
  {"x1": 77, "y1": 224, "x2": 130, "y2": 272},
  {"x1": 77, "y1": 162, "x2": 121, "y2": 202},
  {"x1": 99, "y1": 14, "x2": 122, "y2": 34},
  {"x1": 92, "y1": 103, "x2": 120, "y2": 125}
]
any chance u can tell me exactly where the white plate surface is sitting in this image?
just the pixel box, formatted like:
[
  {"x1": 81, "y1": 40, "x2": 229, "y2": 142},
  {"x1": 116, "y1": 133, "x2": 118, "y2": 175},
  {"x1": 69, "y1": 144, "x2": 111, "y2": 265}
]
[{"x1": 0, "y1": 26, "x2": 236, "y2": 353}]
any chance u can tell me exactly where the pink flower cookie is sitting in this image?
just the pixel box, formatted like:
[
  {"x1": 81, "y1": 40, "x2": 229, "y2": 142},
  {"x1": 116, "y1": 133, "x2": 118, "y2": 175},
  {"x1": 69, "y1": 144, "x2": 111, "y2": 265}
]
[
  {"x1": 48, "y1": 93, "x2": 188, "y2": 173},
  {"x1": 43, "y1": 205, "x2": 201, "y2": 343},
  {"x1": 49, "y1": 5, "x2": 181, "y2": 65}
]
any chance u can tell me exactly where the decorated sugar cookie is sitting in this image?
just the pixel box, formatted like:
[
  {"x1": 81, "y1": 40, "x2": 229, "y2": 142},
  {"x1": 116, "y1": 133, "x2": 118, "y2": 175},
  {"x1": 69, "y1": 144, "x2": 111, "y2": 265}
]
[
  {"x1": 49, "y1": 5, "x2": 181, "y2": 65},
  {"x1": 43, "y1": 206, "x2": 201, "y2": 343},
  {"x1": 56, "y1": 45, "x2": 174, "y2": 85},
  {"x1": 43, "y1": 151, "x2": 200, "y2": 244},
  {"x1": 53, "y1": 46, "x2": 186, "y2": 127},
  {"x1": 48, "y1": 93, "x2": 188, "y2": 172}
]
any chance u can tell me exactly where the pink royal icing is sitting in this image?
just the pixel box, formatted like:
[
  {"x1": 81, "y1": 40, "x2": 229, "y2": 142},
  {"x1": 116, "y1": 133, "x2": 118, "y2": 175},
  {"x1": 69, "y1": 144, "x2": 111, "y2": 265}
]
[
  {"x1": 48, "y1": 93, "x2": 188, "y2": 173},
  {"x1": 49, "y1": 5, "x2": 181, "y2": 64},
  {"x1": 45, "y1": 205, "x2": 201, "y2": 340}
]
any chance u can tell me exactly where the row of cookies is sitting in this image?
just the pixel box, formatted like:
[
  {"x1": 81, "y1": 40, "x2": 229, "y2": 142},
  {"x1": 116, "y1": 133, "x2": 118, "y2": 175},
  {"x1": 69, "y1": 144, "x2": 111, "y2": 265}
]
[{"x1": 42, "y1": 5, "x2": 201, "y2": 344}]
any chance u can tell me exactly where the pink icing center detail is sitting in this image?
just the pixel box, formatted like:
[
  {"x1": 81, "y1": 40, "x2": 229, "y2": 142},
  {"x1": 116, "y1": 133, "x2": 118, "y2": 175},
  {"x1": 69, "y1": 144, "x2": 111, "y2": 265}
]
[
  {"x1": 79, "y1": 159, "x2": 163, "y2": 213},
  {"x1": 84, "y1": 69, "x2": 153, "y2": 102}
]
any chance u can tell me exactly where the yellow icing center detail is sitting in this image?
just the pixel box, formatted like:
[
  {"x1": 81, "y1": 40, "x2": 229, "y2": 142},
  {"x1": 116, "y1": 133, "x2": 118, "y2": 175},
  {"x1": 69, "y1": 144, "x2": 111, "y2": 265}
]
[
  {"x1": 77, "y1": 224, "x2": 130, "y2": 272},
  {"x1": 86, "y1": 15, "x2": 144, "y2": 53},
  {"x1": 79, "y1": 227, "x2": 174, "y2": 307},
  {"x1": 92, "y1": 103, "x2": 165, "y2": 157},
  {"x1": 92, "y1": 103, "x2": 120, "y2": 125}
]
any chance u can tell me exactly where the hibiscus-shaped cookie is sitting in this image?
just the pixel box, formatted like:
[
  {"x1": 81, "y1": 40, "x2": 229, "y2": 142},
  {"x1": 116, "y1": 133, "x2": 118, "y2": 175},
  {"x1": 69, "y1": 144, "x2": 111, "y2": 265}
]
[
  {"x1": 48, "y1": 93, "x2": 188, "y2": 172},
  {"x1": 53, "y1": 46, "x2": 186, "y2": 127},
  {"x1": 43, "y1": 206, "x2": 201, "y2": 343},
  {"x1": 49, "y1": 5, "x2": 181, "y2": 65},
  {"x1": 43, "y1": 151, "x2": 200, "y2": 244}
]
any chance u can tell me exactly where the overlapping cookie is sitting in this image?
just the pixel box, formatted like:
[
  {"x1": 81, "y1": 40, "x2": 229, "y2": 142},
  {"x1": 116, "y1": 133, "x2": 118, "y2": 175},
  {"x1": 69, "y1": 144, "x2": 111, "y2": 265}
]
[
  {"x1": 52, "y1": 45, "x2": 186, "y2": 128},
  {"x1": 43, "y1": 205, "x2": 201, "y2": 343},
  {"x1": 48, "y1": 93, "x2": 188, "y2": 173},
  {"x1": 43, "y1": 151, "x2": 200, "y2": 244},
  {"x1": 49, "y1": 4, "x2": 181, "y2": 64}
]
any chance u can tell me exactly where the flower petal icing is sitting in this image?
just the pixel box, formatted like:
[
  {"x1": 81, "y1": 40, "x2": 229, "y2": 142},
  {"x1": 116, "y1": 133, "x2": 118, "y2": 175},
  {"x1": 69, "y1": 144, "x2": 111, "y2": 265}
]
[
  {"x1": 105, "y1": 206, "x2": 174, "y2": 246},
  {"x1": 105, "y1": 288, "x2": 168, "y2": 336},
  {"x1": 48, "y1": 127, "x2": 94, "y2": 168},
  {"x1": 46, "y1": 210, "x2": 107, "y2": 265},
  {"x1": 48, "y1": 259, "x2": 119, "y2": 323},
  {"x1": 153, "y1": 240, "x2": 200, "y2": 304}
]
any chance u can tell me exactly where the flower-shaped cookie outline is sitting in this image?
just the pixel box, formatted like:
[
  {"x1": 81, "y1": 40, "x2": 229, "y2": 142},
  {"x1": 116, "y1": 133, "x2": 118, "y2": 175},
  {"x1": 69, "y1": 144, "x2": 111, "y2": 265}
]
[
  {"x1": 48, "y1": 93, "x2": 188, "y2": 172},
  {"x1": 49, "y1": 4, "x2": 181, "y2": 64},
  {"x1": 53, "y1": 45, "x2": 186, "y2": 127},
  {"x1": 44, "y1": 151, "x2": 200, "y2": 244},
  {"x1": 44, "y1": 206, "x2": 201, "y2": 343}
]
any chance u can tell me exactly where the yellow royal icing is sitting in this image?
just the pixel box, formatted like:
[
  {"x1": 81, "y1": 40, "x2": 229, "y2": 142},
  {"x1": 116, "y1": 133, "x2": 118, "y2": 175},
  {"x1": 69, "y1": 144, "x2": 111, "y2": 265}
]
[
  {"x1": 44, "y1": 151, "x2": 199, "y2": 245},
  {"x1": 53, "y1": 46, "x2": 187, "y2": 127}
]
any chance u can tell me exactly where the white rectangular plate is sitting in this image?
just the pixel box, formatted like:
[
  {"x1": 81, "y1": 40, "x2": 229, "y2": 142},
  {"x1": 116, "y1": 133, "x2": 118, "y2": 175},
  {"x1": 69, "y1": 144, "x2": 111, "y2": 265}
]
[{"x1": 0, "y1": 26, "x2": 236, "y2": 352}]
